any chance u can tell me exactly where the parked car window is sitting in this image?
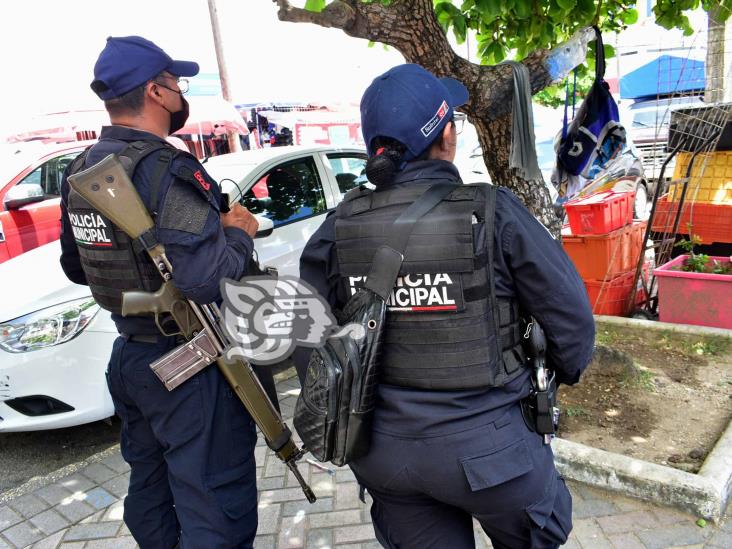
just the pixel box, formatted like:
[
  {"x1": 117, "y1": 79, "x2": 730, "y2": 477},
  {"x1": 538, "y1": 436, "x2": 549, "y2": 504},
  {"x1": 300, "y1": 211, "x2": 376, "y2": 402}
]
[
  {"x1": 18, "y1": 166, "x2": 43, "y2": 187},
  {"x1": 327, "y1": 154, "x2": 367, "y2": 195},
  {"x1": 16, "y1": 152, "x2": 81, "y2": 197},
  {"x1": 240, "y1": 157, "x2": 327, "y2": 227}
]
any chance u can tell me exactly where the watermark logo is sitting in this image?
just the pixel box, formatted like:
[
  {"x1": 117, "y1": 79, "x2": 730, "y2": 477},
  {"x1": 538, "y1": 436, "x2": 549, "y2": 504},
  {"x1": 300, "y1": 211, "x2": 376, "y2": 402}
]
[{"x1": 220, "y1": 276, "x2": 364, "y2": 365}]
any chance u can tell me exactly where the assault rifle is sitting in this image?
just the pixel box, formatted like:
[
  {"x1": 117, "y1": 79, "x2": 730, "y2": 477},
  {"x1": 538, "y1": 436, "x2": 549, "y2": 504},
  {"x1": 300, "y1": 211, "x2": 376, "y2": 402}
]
[{"x1": 68, "y1": 154, "x2": 316, "y2": 503}]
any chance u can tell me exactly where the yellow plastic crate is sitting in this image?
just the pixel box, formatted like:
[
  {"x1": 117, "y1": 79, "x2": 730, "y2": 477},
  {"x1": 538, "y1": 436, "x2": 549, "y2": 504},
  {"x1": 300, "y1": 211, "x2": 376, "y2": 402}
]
[{"x1": 670, "y1": 151, "x2": 732, "y2": 204}]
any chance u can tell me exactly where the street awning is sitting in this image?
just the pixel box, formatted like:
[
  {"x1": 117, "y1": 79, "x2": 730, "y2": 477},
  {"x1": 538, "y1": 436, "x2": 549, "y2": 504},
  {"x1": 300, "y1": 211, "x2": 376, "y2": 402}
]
[{"x1": 620, "y1": 55, "x2": 705, "y2": 99}]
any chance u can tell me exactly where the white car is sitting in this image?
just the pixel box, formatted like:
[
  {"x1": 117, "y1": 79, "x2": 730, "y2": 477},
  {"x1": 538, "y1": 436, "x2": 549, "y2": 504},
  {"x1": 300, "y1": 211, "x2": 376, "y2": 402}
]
[{"x1": 0, "y1": 145, "x2": 367, "y2": 431}]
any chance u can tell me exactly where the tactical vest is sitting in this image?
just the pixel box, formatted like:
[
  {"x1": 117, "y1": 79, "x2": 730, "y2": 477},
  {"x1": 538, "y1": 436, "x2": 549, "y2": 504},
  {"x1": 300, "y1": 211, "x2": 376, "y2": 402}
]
[
  {"x1": 66, "y1": 140, "x2": 178, "y2": 315},
  {"x1": 334, "y1": 182, "x2": 527, "y2": 391}
]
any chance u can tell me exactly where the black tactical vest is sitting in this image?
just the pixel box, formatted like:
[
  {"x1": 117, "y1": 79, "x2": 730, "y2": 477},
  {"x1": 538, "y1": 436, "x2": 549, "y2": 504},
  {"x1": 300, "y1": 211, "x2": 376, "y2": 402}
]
[
  {"x1": 66, "y1": 140, "x2": 178, "y2": 315},
  {"x1": 334, "y1": 182, "x2": 526, "y2": 391}
]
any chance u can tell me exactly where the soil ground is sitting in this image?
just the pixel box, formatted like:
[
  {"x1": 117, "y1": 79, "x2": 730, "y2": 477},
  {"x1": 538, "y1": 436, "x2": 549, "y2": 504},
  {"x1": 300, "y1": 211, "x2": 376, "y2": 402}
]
[{"x1": 557, "y1": 322, "x2": 732, "y2": 473}]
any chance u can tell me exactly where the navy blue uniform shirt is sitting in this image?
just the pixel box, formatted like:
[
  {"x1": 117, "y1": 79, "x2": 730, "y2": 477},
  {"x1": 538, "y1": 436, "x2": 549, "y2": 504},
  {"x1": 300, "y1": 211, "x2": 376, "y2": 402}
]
[
  {"x1": 59, "y1": 125, "x2": 254, "y2": 335},
  {"x1": 297, "y1": 159, "x2": 595, "y2": 436}
]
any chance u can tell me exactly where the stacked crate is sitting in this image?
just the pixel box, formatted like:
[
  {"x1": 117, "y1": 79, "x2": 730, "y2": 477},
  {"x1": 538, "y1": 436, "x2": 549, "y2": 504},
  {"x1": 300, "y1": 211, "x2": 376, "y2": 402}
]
[
  {"x1": 562, "y1": 191, "x2": 647, "y2": 316},
  {"x1": 652, "y1": 151, "x2": 732, "y2": 245}
]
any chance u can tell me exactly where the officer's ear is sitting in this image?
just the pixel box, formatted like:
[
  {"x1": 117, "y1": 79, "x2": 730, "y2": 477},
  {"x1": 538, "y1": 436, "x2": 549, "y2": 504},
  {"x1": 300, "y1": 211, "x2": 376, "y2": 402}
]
[
  {"x1": 146, "y1": 81, "x2": 164, "y2": 104},
  {"x1": 439, "y1": 121, "x2": 457, "y2": 151}
]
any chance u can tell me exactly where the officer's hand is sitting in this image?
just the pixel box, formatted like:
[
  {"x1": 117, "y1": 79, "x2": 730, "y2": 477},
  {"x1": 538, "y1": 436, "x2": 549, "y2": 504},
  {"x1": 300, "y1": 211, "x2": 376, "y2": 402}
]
[{"x1": 221, "y1": 203, "x2": 259, "y2": 238}]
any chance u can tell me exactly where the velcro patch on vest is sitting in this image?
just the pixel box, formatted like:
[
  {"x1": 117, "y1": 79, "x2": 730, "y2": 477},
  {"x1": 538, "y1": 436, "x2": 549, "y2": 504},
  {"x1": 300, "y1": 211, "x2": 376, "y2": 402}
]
[
  {"x1": 68, "y1": 209, "x2": 118, "y2": 249},
  {"x1": 347, "y1": 273, "x2": 464, "y2": 313}
]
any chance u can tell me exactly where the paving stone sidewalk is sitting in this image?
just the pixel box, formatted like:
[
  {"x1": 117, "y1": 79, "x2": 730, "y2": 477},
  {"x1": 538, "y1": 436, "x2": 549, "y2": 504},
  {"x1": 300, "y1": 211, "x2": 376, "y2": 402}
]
[{"x1": 1, "y1": 373, "x2": 730, "y2": 549}]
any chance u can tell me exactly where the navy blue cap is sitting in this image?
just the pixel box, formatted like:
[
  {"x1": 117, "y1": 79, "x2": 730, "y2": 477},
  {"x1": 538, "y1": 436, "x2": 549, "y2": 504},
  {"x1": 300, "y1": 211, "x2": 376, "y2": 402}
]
[
  {"x1": 360, "y1": 64, "x2": 469, "y2": 160},
  {"x1": 91, "y1": 36, "x2": 199, "y2": 100}
]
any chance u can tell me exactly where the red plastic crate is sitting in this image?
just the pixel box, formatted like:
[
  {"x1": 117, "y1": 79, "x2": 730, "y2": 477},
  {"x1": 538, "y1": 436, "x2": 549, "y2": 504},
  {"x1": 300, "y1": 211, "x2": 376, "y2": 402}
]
[
  {"x1": 562, "y1": 221, "x2": 647, "y2": 280},
  {"x1": 651, "y1": 194, "x2": 732, "y2": 244},
  {"x1": 583, "y1": 264, "x2": 649, "y2": 316},
  {"x1": 565, "y1": 191, "x2": 635, "y2": 235},
  {"x1": 654, "y1": 255, "x2": 732, "y2": 329}
]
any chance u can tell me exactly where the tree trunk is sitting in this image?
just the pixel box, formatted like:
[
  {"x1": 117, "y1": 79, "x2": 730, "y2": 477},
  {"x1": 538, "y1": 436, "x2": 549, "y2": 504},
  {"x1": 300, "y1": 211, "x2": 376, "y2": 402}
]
[
  {"x1": 273, "y1": 0, "x2": 562, "y2": 236},
  {"x1": 476, "y1": 114, "x2": 562, "y2": 235},
  {"x1": 706, "y1": 6, "x2": 725, "y2": 104}
]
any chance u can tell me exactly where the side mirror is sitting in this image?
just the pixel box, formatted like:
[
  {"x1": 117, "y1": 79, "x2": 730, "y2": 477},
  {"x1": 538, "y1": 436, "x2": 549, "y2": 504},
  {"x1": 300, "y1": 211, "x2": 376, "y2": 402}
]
[
  {"x1": 4, "y1": 184, "x2": 45, "y2": 210},
  {"x1": 254, "y1": 216, "x2": 274, "y2": 239}
]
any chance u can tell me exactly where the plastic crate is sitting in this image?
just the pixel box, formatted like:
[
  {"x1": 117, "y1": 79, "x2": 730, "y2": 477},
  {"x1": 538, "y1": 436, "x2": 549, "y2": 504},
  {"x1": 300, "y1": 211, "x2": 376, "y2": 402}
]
[
  {"x1": 654, "y1": 255, "x2": 732, "y2": 329},
  {"x1": 565, "y1": 191, "x2": 635, "y2": 235},
  {"x1": 651, "y1": 194, "x2": 732, "y2": 244},
  {"x1": 669, "y1": 152, "x2": 732, "y2": 204},
  {"x1": 562, "y1": 220, "x2": 647, "y2": 280},
  {"x1": 583, "y1": 265, "x2": 649, "y2": 316}
]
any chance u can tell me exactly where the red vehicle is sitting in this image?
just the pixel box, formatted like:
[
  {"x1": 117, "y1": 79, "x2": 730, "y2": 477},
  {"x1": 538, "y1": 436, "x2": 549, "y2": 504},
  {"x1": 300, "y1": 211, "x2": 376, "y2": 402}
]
[{"x1": 0, "y1": 141, "x2": 94, "y2": 263}]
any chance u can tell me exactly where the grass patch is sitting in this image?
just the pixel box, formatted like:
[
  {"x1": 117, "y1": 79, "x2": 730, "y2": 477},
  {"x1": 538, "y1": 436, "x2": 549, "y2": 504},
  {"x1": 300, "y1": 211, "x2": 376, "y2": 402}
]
[
  {"x1": 595, "y1": 329, "x2": 620, "y2": 346},
  {"x1": 621, "y1": 367, "x2": 656, "y2": 392},
  {"x1": 564, "y1": 405, "x2": 589, "y2": 417},
  {"x1": 686, "y1": 337, "x2": 729, "y2": 357}
]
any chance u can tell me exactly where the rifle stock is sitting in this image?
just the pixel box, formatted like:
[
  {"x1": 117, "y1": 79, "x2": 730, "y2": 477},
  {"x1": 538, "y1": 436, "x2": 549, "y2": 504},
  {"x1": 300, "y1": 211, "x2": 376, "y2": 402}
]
[
  {"x1": 68, "y1": 154, "x2": 154, "y2": 240},
  {"x1": 122, "y1": 282, "x2": 201, "y2": 338},
  {"x1": 67, "y1": 154, "x2": 316, "y2": 502}
]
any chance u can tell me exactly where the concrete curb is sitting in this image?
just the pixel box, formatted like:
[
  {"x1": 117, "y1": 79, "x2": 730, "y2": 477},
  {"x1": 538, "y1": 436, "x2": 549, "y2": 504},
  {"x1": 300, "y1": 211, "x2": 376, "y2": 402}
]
[
  {"x1": 595, "y1": 314, "x2": 732, "y2": 337},
  {"x1": 553, "y1": 436, "x2": 728, "y2": 520},
  {"x1": 0, "y1": 444, "x2": 121, "y2": 505},
  {"x1": 554, "y1": 316, "x2": 732, "y2": 521}
]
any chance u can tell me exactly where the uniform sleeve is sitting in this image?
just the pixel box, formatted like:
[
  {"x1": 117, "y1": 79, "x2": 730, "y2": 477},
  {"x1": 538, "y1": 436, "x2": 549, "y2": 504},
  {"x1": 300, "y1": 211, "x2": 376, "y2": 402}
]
[
  {"x1": 156, "y1": 158, "x2": 254, "y2": 304},
  {"x1": 293, "y1": 212, "x2": 339, "y2": 382},
  {"x1": 58, "y1": 165, "x2": 88, "y2": 286},
  {"x1": 298, "y1": 212, "x2": 340, "y2": 310},
  {"x1": 496, "y1": 189, "x2": 595, "y2": 385}
]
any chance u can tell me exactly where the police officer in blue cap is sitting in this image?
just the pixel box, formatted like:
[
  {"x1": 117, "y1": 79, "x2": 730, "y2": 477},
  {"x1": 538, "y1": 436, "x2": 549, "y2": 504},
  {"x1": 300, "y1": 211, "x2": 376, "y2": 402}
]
[
  {"x1": 60, "y1": 36, "x2": 260, "y2": 548},
  {"x1": 297, "y1": 64, "x2": 595, "y2": 548}
]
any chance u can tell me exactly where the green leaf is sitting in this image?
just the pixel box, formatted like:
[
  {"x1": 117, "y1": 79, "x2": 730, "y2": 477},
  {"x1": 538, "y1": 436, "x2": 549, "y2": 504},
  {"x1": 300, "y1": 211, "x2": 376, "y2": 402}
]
[
  {"x1": 621, "y1": 8, "x2": 639, "y2": 25},
  {"x1": 476, "y1": 0, "x2": 501, "y2": 20},
  {"x1": 556, "y1": 0, "x2": 576, "y2": 10},
  {"x1": 576, "y1": 0, "x2": 597, "y2": 22},
  {"x1": 514, "y1": 0, "x2": 532, "y2": 18},
  {"x1": 453, "y1": 14, "x2": 468, "y2": 43},
  {"x1": 493, "y1": 43, "x2": 507, "y2": 63},
  {"x1": 304, "y1": 0, "x2": 326, "y2": 13},
  {"x1": 696, "y1": 518, "x2": 707, "y2": 528}
]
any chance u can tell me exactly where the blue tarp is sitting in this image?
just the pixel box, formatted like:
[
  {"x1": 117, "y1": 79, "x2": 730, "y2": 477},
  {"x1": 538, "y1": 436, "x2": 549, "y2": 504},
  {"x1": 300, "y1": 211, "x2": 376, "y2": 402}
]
[{"x1": 620, "y1": 55, "x2": 705, "y2": 99}]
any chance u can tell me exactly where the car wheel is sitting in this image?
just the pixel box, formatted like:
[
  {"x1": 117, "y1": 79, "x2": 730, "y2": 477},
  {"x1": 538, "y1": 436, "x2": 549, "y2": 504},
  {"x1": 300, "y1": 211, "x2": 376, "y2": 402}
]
[{"x1": 634, "y1": 182, "x2": 650, "y2": 220}]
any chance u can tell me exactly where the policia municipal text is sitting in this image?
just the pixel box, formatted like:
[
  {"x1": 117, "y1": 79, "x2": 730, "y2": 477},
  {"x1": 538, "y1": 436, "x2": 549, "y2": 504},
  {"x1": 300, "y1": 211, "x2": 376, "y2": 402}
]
[
  {"x1": 59, "y1": 37, "x2": 263, "y2": 548},
  {"x1": 296, "y1": 64, "x2": 596, "y2": 548}
]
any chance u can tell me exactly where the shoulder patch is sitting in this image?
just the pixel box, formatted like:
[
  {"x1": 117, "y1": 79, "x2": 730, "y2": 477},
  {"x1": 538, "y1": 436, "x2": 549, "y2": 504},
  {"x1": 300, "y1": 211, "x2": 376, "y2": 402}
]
[
  {"x1": 159, "y1": 179, "x2": 211, "y2": 235},
  {"x1": 171, "y1": 160, "x2": 216, "y2": 198}
]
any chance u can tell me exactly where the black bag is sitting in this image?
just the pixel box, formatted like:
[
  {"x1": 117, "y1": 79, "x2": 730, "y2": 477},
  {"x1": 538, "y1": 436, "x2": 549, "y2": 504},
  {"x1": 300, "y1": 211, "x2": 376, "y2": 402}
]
[
  {"x1": 294, "y1": 182, "x2": 457, "y2": 466},
  {"x1": 557, "y1": 26, "x2": 625, "y2": 178}
]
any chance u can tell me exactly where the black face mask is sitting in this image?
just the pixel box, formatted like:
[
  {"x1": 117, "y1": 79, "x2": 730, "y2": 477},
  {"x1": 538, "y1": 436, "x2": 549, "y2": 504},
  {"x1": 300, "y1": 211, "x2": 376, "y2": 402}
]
[{"x1": 167, "y1": 95, "x2": 190, "y2": 134}]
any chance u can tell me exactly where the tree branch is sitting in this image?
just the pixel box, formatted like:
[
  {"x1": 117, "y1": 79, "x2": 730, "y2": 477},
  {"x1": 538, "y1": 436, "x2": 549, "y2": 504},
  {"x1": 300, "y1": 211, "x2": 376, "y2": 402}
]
[
  {"x1": 272, "y1": 0, "x2": 356, "y2": 29},
  {"x1": 271, "y1": 0, "x2": 562, "y2": 232}
]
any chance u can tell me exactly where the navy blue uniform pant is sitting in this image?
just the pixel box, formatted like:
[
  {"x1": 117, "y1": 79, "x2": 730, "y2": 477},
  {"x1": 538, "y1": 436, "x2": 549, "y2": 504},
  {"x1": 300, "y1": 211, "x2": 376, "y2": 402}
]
[
  {"x1": 350, "y1": 404, "x2": 572, "y2": 549},
  {"x1": 106, "y1": 336, "x2": 258, "y2": 549}
]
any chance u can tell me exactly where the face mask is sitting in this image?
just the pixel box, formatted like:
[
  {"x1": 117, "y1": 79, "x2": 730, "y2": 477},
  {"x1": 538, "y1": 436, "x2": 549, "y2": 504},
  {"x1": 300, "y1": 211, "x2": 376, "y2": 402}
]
[{"x1": 167, "y1": 95, "x2": 190, "y2": 135}]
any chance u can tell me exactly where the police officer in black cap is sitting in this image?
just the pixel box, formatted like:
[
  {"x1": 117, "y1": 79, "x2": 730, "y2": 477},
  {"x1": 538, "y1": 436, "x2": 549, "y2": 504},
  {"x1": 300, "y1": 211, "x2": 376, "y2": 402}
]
[
  {"x1": 297, "y1": 64, "x2": 595, "y2": 548},
  {"x1": 60, "y1": 36, "x2": 260, "y2": 548}
]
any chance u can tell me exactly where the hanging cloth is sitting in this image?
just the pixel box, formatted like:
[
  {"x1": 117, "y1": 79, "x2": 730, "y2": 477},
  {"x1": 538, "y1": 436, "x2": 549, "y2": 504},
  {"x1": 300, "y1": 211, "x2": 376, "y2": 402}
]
[{"x1": 503, "y1": 60, "x2": 543, "y2": 182}]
